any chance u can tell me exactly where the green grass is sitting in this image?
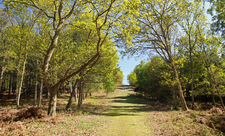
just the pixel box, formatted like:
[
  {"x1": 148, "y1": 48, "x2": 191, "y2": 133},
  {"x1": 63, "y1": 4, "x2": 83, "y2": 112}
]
[{"x1": 1, "y1": 88, "x2": 224, "y2": 135}]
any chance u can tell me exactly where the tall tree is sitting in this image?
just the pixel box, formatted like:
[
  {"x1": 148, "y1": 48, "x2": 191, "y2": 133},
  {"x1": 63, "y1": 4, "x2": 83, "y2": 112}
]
[
  {"x1": 117, "y1": 0, "x2": 188, "y2": 110},
  {"x1": 178, "y1": 0, "x2": 206, "y2": 108},
  {"x1": 3, "y1": 0, "x2": 123, "y2": 116}
]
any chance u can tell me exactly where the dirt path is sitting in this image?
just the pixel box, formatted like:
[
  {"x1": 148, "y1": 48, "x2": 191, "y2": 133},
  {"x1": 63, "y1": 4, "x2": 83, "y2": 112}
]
[{"x1": 99, "y1": 89, "x2": 153, "y2": 136}]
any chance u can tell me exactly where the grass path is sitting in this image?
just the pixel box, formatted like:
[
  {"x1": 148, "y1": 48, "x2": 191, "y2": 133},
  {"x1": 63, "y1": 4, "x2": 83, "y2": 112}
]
[
  {"x1": 98, "y1": 89, "x2": 153, "y2": 136},
  {"x1": 1, "y1": 87, "x2": 220, "y2": 135}
]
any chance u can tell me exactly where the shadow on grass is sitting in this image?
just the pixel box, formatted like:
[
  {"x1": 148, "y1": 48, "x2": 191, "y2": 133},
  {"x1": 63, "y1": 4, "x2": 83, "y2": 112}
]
[
  {"x1": 112, "y1": 95, "x2": 147, "y2": 105},
  {"x1": 90, "y1": 95, "x2": 108, "y2": 99},
  {"x1": 0, "y1": 90, "x2": 171, "y2": 118},
  {"x1": 97, "y1": 112, "x2": 137, "y2": 116},
  {"x1": 92, "y1": 93, "x2": 172, "y2": 116}
]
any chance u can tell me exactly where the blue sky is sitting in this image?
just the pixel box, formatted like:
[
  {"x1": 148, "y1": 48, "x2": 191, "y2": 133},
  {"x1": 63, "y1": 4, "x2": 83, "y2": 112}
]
[
  {"x1": 117, "y1": 53, "x2": 148, "y2": 85},
  {"x1": 118, "y1": 56, "x2": 140, "y2": 85}
]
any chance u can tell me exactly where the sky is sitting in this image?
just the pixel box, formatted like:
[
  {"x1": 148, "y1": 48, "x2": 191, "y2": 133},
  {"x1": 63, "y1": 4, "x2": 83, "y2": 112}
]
[
  {"x1": 117, "y1": 56, "x2": 140, "y2": 85},
  {"x1": 117, "y1": 52, "x2": 148, "y2": 85}
]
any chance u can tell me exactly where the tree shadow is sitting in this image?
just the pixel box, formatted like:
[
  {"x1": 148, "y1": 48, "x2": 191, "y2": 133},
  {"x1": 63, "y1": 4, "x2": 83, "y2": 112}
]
[
  {"x1": 112, "y1": 94, "x2": 152, "y2": 105},
  {"x1": 94, "y1": 93, "x2": 172, "y2": 117}
]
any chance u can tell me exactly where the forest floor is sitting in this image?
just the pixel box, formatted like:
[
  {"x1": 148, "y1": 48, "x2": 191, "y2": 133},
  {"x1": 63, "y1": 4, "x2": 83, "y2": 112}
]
[{"x1": 0, "y1": 87, "x2": 224, "y2": 135}]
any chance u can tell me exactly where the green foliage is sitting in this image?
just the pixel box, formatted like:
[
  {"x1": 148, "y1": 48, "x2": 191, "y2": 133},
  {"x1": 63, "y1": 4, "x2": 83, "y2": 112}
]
[
  {"x1": 114, "y1": 68, "x2": 123, "y2": 84},
  {"x1": 103, "y1": 76, "x2": 116, "y2": 94},
  {"x1": 208, "y1": 0, "x2": 225, "y2": 36},
  {"x1": 130, "y1": 56, "x2": 175, "y2": 102},
  {"x1": 127, "y1": 72, "x2": 137, "y2": 86}
]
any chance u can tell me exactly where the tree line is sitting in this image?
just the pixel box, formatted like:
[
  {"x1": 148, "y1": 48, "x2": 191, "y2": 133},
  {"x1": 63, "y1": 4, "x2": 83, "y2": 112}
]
[
  {"x1": 125, "y1": 0, "x2": 225, "y2": 110},
  {"x1": 0, "y1": 0, "x2": 123, "y2": 116}
]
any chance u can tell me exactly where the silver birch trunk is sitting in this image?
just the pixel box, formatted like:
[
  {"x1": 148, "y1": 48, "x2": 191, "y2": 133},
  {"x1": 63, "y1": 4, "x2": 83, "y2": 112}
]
[
  {"x1": 34, "y1": 60, "x2": 38, "y2": 105},
  {"x1": 16, "y1": 42, "x2": 28, "y2": 109},
  {"x1": 38, "y1": 78, "x2": 43, "y2": 107},
  {"x1": 0, "y1": 57, "x2": 6, "y2": 92},
  {"x1": 8, "y1": 72, "x2": 13, "y2": 99}
]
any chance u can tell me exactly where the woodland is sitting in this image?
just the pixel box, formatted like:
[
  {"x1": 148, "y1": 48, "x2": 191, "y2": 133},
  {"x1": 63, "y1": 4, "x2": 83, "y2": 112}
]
[{"x1": 0, "y1": 0, "x2": 225, "y2": 135}]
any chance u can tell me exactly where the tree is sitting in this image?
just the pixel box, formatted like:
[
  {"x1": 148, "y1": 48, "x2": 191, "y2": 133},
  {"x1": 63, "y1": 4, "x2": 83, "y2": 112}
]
[
  {"x1": 117, "y1": 0, "x2": 188, "y2": 110},
  {"x1": 103, "y1": 75, "x2": 116, "y2": 96},
  {"x1": 114, "y1": 68, "x2": 123, "y2": 84},
  {"x1": 127, "y1": 72, "x2": 137, "y2": 86},
  {"x1": 3, "y1": 0, "x2": 123, "y2": 116},
  {"x1": 0, "y1": 9, "x2": 15, "y2": 93},
  {"x1": 208, "y1": 0, "x2": 225, "y2": 36},
  {"x1": 178, "y1": 0, "x2": 206, "y2": 108}
]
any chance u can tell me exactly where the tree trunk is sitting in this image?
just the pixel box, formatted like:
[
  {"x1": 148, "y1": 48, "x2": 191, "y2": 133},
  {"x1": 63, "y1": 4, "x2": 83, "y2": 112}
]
[
  {"x1": 83, "y1": 93, "x2": 85, "y2": 100},
  {"x1": 190, "y1": 50, "x2": 194, "y2": 109},
  {"x1": 46, "y1": 87, "x2": 49, "y2": 99},
  {"x1": 171, "y1": 61, "x2": 188, "y2": 111},
  {"x1": 69, "y1": 81, "x2": 72, "y2": 93},
  {"x1": 78, "y1": 79, "x2": 83, "y2": 109},
  {"x1": 8, "y1": 72, "x2": 13, "y2": 99},
  {"x1": 173, "y1": 78, "x2": 177, "y2": 109},
  {"x1": 210, "y1": 81, "x2": 216, "y2": 106},
  {"x1": 38, "y1": 78, "x2": 43, "y2": 107},
  {"x1": 66, "y1": 80, "x2": 78, "y2": 110},
  {"x1": 0, "y1": 58, "x2": 6, "y2": 92},
  {"x1": 15, "y1": 43, "x2": 22, "y2": 107},
  {"x1": 16, "y1": 42, "x2": 28, "y2": 109},
  {"x1": 48, "y1": 88, "x2": 58, "y2": 117},
  {"x1": 34, "y1": 60, "x2": 38, "y2": 105},
  {"x1": 75, "y1": 85, "x2": 78, "y2": 101}
]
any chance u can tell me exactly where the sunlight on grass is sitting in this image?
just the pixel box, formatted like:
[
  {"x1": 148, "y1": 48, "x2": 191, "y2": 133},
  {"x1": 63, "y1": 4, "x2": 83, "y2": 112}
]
[{"x1": 1, "y1": 88, "x2": 225, "y2": 135}]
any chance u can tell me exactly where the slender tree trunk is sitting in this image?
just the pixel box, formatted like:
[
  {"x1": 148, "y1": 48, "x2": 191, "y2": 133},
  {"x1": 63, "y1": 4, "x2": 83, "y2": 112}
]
[
  {"x1": 171, "y1": 60, "x2": 188, "y2": 111},
  {"x1": 69, "y1": 81, "x2": 72, "y2": 94},
  {"x1": 16, "y1": 42, "x2": 28, "y2": 109},
  {"x1": 190, "y1": 49, "x2": 194, "y2": 109},
  {"x1": 173, "y1": 77, "x2": 177, "y2": 109},
  {"x1": 0, "y1": 69, "x2": 4, "y2": 92},
  {"x1": 75, "y1": 85, "x2": 78, "y2": 101},
  {"x1": 66, "y1": 80, "x2": 78, "y2": 110},
  {"x1": 8, "y1": 72, "x2": 13, "y2": 99},
  {"x1": 15, "y1": 44, "x2": 22, "y2": 106},
  {"x1": 83, "y1": 93, "x2": 85, "y2": 100},
  {"x1": 210, "y1": 82, "x2": 216, "y2": 106},
  {"x1": 78, "y1": 79, "x2": 83, "y2": 109},
  {"x1": 3, "y1": 79, "x2": 6, "y2": 91},
  {"x1": 34, "y1": 60, "x2": 38, "y2": 105},
  {"x1": 38, "y1": 78, "x2": 43, "y2": 107},
  {"x1": 0, "y1": 57, "x2": 6, "y2": 92}
]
